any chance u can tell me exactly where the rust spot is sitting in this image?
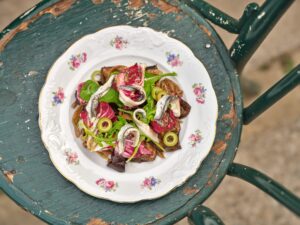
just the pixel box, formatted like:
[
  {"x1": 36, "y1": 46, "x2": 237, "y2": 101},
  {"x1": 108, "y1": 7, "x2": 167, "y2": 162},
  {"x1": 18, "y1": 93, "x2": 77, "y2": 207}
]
[
  {"x1": 155, "y1": 213, "x2": 164, "y2": 219},
  {"x1": 0, "y1": 0, "x2": 75, "y2": 52},
  {"x1": 183, "y1": 187, "x2": 199, "y2": 195},
  {"x1": 150, "y1": 0, "x2": 180, "y2": 14},
  {"x1": 175, "y1": 15, "x2": 183, "y2": 21},
  {"x1": 222, "y1": 91, "x2": 237, "y2": 127},
  {"x1": 147, "y1": 13, "x2": 157, "y2": 20},
  {"x1": 199, "y1": 24, "x2": 215, "y2": 44},
  {"x1": 87, "y1": 218, "x2": 109, "y2": 225},
  {"x1": 128, "y1": 0, "x2": 144, "y2": 9},
  {"x1": 205, "y1": 180, "x2": 213, "y2": 187},
  {"x1": 212, "y1": 141, "x2": 227, "y2": 155},
  {"x1": 112, "y1": 0, "x2": 121, "y2": 6},
  {"x1": 3, "y1": 170, "x2": 16, "y2": 183},
  {"x1": 225, "y1": 132, "x2": 232, "y2": 140},
  {"x1": 91, "y1": 0, "x2": 104, "y2": 4}
]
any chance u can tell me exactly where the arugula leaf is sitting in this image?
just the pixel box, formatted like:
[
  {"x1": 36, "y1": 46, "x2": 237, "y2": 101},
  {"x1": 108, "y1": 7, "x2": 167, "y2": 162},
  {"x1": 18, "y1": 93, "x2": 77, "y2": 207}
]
[
  {"x1": 99, "y1": 88, "x2": 123, "y2": 107},
  {"x1": 145, "y1": 72, "x2": 176, "y2": 79},
  {"x1": 79, "y1": 80, "x2": 99, "y2": 101},
  {"x1": 118, "y1": 108, "x2": 133, "y2": 115},
  {"x1": 106, "y1": 116, "x2": 127, "y2": 138},
  {"x1": 143, "y1": 72, "x2": 176, "y2": 123},
  {"x1": 144, "y1": 72, "x2": 177, "y2": 96}
]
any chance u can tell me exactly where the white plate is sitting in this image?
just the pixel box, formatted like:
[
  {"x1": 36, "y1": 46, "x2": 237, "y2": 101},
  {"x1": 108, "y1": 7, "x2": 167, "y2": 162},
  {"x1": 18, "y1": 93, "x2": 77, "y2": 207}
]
[{"x1": 39, "y1": 26, "x2": 218, "y2": 202}]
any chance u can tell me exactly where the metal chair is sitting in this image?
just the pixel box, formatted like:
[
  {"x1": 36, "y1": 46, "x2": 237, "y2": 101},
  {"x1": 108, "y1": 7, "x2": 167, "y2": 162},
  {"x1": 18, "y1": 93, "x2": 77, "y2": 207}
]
[{"x1": 0, "y1": 0, "x2": 299, "y2": 224}]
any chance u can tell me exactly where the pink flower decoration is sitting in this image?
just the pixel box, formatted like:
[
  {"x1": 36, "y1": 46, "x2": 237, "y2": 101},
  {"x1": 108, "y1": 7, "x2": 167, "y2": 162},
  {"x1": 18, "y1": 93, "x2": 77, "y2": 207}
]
[
  {"x1": 166, "y1": 52, "x2": 183, "y2": 67},
  {"x1": 110, "y1": 36, "x2": 128, "y2": 50},
  {"x1": 141, "y1": 177, "x2": 161, "y2": 190},
  {"x1": 196, "y1": 98, "x2": 205, "y2": 104},
  {"x1": 52, "y1": 87, "x2": 65, "y2": 106},
  {"x1": 189, "y1": 130, "x2": 203, "y2": 148},
  {"x1": 192, "y1": 83, "x2": 206, "y2": 104},
  {"x1": 96, "y1": 178, "x2": 118, "y2": 192},
  {"x1": 64, "y1": 149, "x2": 79, "y2": 165},
  {"x1": 68, "y1": 52, "x2": 87, "y2": 70}
]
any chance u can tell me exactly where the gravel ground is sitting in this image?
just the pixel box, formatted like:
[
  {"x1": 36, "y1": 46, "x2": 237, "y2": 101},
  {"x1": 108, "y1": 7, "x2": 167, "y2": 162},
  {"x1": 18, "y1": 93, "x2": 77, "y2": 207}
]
[{"x1": 0, "y1": 1, "x2": 299, "y2": 225}]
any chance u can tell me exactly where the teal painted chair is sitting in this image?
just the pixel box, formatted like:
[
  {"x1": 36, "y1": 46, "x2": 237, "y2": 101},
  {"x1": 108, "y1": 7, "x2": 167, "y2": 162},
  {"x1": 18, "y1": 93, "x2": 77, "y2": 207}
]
[{"x1": 0, "y1": 0, "x2": 299, "y2": 224}]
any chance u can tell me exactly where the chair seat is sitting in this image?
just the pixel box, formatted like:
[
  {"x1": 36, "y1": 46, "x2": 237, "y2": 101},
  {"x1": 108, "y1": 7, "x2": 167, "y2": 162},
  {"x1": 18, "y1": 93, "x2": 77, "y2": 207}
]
[{"x1": 0, "y1": 1, "x2": 242, "y2": 224}]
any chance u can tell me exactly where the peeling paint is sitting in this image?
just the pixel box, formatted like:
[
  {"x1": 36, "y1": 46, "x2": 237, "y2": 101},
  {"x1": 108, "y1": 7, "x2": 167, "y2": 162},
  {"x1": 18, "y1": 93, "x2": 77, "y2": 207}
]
[
  {"x1": 150, "y1": 0, "x2": 179, "y2": 14},
  {"x1": 128, "y1": 0, "x2": 144, "y2": 9},
  {"x1": 3, "y1": 170, "x2": 16, "y2": 183},
  {"x1": 212, "y1": 140, "x2": 227, "y2": 155},
  {"x1": 225, "y1": 132, "x2": 232, "y2": 140},
  {"x1": 147, "y1": 13, "x2": 157, "y2": 20},
  {"x1": 183, "y1": 187, "x2": 199, "y2": 195},
  {"x1": 155, "y1": 213, "x2": 164, "y2": 219},
  {"x1": 205, "y1": 180, "x2": 212, "y2": 187},
  {"x1": 44, "y1": 210, "x2": 53, "y2": 215},
  {"x1": 175, "y1": 15, "x2": 183, "y2": 21},
  {"x1": 112, "y1": 0, "x2": 121, "y2": 6},
  {"x1": 222, "y1": 92, "x2": 237, "y2": 127},
  {"x1": 199, "y1": 24, "x2": 215, "y2": 44},
  {"x1": 87, "y1": 218, "x2": 109, "y2": 225},
  {"x1": 91, "y1": 0, "x2": 104, "y2": 4},
  {"x1": 0, "y1": 0, "x2": 75, "y2": 52}
]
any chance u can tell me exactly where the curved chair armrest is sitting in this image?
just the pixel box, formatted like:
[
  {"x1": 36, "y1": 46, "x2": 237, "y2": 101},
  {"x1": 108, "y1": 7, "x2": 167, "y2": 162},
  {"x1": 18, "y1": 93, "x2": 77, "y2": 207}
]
[
  {"x1": 188, "y1": 205, "x2": 225, "y2": 225},
  {"x1": 228, "y1": 163, "x2": 300, "y2": 216}
]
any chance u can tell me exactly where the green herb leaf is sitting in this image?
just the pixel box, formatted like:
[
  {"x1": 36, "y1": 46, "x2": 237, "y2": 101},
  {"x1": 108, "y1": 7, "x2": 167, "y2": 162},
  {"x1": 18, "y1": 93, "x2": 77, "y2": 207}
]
[
  {"x1": 143, "y1": 72, "x2": 177, "y2": 123},
  {"x1": 79, "y1": 80, "x2": 99, "y2": 101},
  {"x1": 99, "y1": 88, "x2": 123, "y2": 107},
  {"x1": 106, "y1": 116, "x2": 127, "y2": 138},
  {"x1": 145, "y1": 72, "x2": 177, "y2": 79}
]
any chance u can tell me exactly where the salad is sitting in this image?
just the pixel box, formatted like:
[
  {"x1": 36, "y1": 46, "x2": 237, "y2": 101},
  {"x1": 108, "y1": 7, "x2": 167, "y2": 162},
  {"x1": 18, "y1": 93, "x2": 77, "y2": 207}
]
[{"x1": 72, "y1": 63, "x2": 191, "y2": 172}]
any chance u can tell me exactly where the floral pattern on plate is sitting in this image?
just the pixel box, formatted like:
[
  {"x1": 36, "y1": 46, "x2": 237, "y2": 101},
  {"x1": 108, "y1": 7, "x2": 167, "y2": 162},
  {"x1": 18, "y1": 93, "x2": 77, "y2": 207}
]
[
  {"x1": 189, "y1": 129, "x2": 202, "y2": 147},
  {"x1": 192, "y1": 83, "x2": 206, "y2": 104},
  {"x1": 52, "y1": 87, "x2": 65, "y2": 106},
  {"x1": 96, "y1": 178, "x2": 118, "y2": 192},
  {"x1": 64, "y1": 149, "x2": 79, "y2": 165},
  {"x1": 141, "y1": 177, "x2": 161, "y2": 190},
  {"x1": 110, "y1": 36, "x2": 128, "y2": 50},
  {"x1": 166, "y1": 52, "x2": 183, "y2": 67},
  {"x1": 68, "y1": 52, "x2": 87, "y2": 70}
]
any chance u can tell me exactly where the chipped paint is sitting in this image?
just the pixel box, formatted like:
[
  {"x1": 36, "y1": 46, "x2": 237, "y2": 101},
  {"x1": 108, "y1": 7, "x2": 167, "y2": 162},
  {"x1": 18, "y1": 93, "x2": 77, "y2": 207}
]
[
  {"x1": 111, "y1": 0, "x2": 121, "y2": 6},
  {"x1": 147, "y1": 13, "x2": 157, "y2": 20},
  {"x1": 128, "y1": 0, "x2": 144, "y2": 9},
  {"x1": 205, "y1": 180, "x2": 212, "y2": 187},
  {"x1": 199, "y1": 24, "x2": 215, "y2": 43},
  {"x1": 87, "y1": 218, "x2": 109, "y2": 225},
  {"x1": 0, "y1": 0, "x2": 75, "y2": 52},
  {"x1": 19, "y1": 6, "x2": 37, "y2": 19},
  {"x1": 3, "y1": 170, "x2": 16, "y2": 183},
  {"x1": 212, "y1": 140, "x2": 227, "y2": 155},
  {"x1": 175, "y1": 15, "x2": 183, "y2": 21},
  {"x1": 44, "y1": 210, "x2": 53, "y2": 215},
  {"x1": 91, "y1": 0, "x2": 104, "y2": 4},
  {"x1": 222, "y1": 92, "x2": 238, "y2": 127},
  {"x1": 24, "y1": 71, "x2": 39, "y2": 78},
  {"x1": 155, "y1": 213, "x2": 164, "y2": 219},
  {"x1": 225, "y1": 132, "x2": 232, "y2": 140},
  {"x1": 183, "y1": 187, "x2": 199, "y2": 195},
  {"x1": 150, "y1": 0, "x2": 179, "y2": 14}
]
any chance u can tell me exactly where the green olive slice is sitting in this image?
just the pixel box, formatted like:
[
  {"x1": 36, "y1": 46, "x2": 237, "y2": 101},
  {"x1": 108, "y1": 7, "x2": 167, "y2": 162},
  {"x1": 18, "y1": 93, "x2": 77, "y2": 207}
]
[
  {"x1": 163, "y1": 131, "x2": 178, "y2": 147},
  {"x1": 97, "y1": 117, "x2": 112, "y2": 133}
]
